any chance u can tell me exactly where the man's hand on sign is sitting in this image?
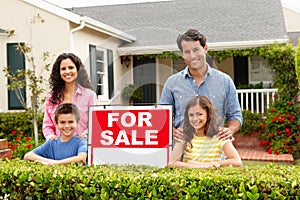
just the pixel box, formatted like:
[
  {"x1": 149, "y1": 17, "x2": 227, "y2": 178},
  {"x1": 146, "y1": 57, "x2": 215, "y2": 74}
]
[{"x1": 173, "y1": 127, "x2": 185, "y2": 143}]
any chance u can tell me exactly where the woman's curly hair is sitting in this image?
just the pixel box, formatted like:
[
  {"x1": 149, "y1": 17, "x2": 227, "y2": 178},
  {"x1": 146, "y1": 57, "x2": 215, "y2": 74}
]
[
  {"x1": 183, "y1": 96, "x2": 222, "y2": 150},
  {"x1": 49, "y1": 53, "x2": 93, "y2": 105}
]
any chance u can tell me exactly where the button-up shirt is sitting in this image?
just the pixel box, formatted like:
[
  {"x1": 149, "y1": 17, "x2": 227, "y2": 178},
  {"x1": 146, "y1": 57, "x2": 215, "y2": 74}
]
[
  {"x1": 43, "y1": 84, "x2": 97, "y2": 140},
  {"x1": 160, "y1": 65, "x2": 243, "y2": 128}
]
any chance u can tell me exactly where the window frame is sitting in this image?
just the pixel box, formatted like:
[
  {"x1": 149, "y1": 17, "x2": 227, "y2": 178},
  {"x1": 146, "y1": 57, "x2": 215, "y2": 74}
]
[
  {"x1": 7, "y1": 43, "x2": 26, "y2": 110},
  {"x1": 90, "y1": 45, "x2": 108, "y2": 100}
]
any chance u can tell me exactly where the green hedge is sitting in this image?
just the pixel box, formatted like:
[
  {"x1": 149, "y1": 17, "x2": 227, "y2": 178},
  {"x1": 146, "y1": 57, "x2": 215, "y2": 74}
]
[
  {"x1": 0, "y1": 159, "x2": 299, "y2": 199},
  {"x1": 0, "y1": 111, "x2": 43, "y2": 140}
]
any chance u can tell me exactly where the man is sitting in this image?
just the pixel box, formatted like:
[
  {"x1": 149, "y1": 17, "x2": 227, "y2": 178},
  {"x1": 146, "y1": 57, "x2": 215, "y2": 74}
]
[
  {"x1": 24, "y1": 103, "x2": 87, "y2": 165},
  {"x1": 160, "y1": 28, "x2": 242, "y2": 141}
]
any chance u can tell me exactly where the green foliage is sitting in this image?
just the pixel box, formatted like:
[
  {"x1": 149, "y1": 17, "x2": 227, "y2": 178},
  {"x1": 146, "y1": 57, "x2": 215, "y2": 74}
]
[
  {"x1": 6, "y1": 130, "x2": 45, "y2": 159},
  {"x1": 295, "y1": 38, "x2": 300, "y2": 85},
  {"x1": 136, "y1": 51, "x2": 181, "y2": 60},
  {"x1": 236, "y1": 82, "x2": 263, "y2": 89},
  {"x1": 122, "y1": 84, "x2": 144, "y2": 102},
  {"x1": 260, "y1": 94, "x2": 300, "y2": 154},
  {"x1": 0, "y1": 111, "x2": 43, "y2": 140},
  {"x1": 0, "y1": 160, "x2": 299, "y2": 199},
  {"x1": 209, "y1": 44, "x2": 299, "y2": 102},
  {"x1": 240, "y1": 110, "x2": 265, "y2": 135},
  {"x1": 141, "y1": 43, "x2": 299, "y2": 102},
  {"x1": 0, "y1": 111, "x2": 44, "y2": 157}
]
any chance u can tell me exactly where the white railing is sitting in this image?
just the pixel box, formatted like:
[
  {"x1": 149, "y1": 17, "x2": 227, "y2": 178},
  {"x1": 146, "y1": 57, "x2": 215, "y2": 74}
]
[{"x1": 236, "y1": 88, "x2": 278, "y2": 113}]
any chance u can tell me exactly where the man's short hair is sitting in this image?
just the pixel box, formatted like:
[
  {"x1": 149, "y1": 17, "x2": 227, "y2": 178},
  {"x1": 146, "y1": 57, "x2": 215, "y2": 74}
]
[
  {"x1": 54, "y1": 103, "x2": 80, "y2": 124},
  {"x1": 176, "y1": 28, "x2": 207, "y2": 52}
]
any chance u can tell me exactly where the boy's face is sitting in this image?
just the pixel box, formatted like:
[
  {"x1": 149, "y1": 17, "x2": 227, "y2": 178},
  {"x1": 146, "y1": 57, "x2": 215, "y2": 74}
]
[{"x1": 56, "y1": 113, "x2": 78, "y2": 138}]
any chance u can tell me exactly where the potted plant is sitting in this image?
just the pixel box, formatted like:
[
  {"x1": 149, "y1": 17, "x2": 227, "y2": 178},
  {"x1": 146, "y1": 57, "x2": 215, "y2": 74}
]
[{"x1": 122, "y1": 84, "x2": 144, "y2": 104}]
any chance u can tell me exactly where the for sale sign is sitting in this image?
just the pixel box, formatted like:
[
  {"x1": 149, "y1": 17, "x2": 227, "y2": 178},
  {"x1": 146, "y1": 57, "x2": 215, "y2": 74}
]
[{"x1": 88, "y1": 105, "x2": 172, "y2": 167}]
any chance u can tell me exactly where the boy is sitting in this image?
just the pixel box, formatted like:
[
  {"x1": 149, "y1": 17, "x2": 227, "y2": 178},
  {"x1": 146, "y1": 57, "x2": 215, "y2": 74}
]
[{"x1": 24, "y1": 103, "x2": 87, "y2": 165}]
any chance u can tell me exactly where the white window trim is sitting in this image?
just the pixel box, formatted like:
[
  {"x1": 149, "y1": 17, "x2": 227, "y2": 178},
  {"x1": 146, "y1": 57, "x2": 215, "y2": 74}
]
[{"x1": 95, "y1": 47, "x2": 109, "y2": 101}]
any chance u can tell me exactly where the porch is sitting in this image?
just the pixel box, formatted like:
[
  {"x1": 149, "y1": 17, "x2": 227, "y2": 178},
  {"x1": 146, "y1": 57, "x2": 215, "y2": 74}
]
[
  {"x1": 235, "y1": 88, "x2": 294, "y2": 164},
  {"x1": 236, "y1": 88, "x2": 278, "y2": 113}
]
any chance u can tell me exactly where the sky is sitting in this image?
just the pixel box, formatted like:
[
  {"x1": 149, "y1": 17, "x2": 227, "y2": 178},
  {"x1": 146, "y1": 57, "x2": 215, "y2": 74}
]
[
  {"x1": 45, "y1": 0, "x2": 170, "y2": 8},
  {"x1": 281, "y1": 0, "x2": 300, "y2": 12}
]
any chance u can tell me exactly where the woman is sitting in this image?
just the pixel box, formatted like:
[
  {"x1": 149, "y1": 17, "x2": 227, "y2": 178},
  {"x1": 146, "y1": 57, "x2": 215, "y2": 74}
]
[
  {"x1": 168, "y1": 96, "x2": 242, "y2": 168},
  {"x1": 43, "y1": 53, "x2": 97, "y2": 140}
]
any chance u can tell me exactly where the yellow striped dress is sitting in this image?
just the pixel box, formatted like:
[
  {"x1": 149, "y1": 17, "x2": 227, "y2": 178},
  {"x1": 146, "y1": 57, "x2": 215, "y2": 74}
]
[{"x1": 183, "y1": 135, "x2": 227, "y2": 162}]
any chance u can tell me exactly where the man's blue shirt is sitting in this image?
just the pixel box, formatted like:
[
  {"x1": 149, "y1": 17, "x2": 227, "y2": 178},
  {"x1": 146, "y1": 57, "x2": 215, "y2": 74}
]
[
  {"x1": 160, "y1": 65, "x2": 243, "y2": 128},
  {"x1": 33, "y1": 135, "x2": 87, "y2": 160}
]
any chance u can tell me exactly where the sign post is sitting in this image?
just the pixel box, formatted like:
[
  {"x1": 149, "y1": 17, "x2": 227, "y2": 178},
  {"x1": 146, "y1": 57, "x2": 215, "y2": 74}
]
[{"x1": 88, "y1": 105, "x2": 172, "y2": 167}]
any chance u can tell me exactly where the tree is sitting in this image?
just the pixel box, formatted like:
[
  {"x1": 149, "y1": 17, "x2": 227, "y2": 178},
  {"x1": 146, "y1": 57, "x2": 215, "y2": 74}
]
[{"x1": 3, "y1": 14, "x2": 51, "y2": 146}]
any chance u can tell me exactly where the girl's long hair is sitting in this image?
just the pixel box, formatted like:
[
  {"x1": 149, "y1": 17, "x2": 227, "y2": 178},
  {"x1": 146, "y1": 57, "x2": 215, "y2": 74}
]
[
  {"x1": 183, "y1": 96, "x2": 222, "y2": 149},
  {"x1": 49, "y1": 53, "x2": 93, "y2": 105}
]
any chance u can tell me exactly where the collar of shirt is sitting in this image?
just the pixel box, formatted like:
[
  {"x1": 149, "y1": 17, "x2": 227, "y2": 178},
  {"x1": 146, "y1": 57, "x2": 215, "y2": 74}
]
[
  {"x1": 75, "y1": 84, "x2": 84, "y2": 96},
  {"x1": 183, "y1": 63, "x2": 213, "y2": 80}
]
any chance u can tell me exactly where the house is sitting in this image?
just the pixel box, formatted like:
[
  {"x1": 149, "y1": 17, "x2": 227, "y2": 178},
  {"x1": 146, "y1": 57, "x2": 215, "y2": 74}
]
[
  {"x1": 64, "y1": 0, "x2": 290, "y2": 104},
  {"x1": 0, "y1": 0, "x2": 289, "y2": 112},
  {"x1": 281, "y1": 0, "x2": 300, "y2": 46},
  {"x1": 0, "y1": 0, "x2": 136, "y2": 112}
]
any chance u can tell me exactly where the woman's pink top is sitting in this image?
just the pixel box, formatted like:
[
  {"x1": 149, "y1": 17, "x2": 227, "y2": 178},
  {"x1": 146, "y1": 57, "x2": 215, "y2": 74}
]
[{"x1": 43, "y1": 84, "x2": 97, "y2": 140}]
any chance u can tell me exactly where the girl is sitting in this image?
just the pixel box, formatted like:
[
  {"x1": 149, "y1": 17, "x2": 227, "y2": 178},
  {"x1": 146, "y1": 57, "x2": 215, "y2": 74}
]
[
  {"x1": 168, "y1": 96, "x2": 242, "y2": 168},
  {"x1": 43, "y1": 53, "x2": 97, "y2": 140}
]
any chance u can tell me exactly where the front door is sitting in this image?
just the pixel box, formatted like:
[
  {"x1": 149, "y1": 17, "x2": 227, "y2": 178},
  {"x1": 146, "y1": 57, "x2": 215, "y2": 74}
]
[
  {"x1": 133, "y1": 56, "x2": 156, "y2": 105},
  {"x1": 234, "y1": 56, "x2": 248, "y2": 87}
]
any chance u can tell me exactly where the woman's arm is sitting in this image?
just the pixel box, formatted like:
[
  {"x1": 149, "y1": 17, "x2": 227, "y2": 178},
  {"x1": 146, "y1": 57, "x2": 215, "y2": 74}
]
[{"x1": 218, "y1": 141, "x2": 243, "y2": 167}]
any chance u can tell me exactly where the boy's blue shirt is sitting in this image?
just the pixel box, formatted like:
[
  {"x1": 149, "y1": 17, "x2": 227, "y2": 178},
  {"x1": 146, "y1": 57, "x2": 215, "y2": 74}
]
[{"x1": 33, "y1": 135, "x2": 87, "y2": 160}]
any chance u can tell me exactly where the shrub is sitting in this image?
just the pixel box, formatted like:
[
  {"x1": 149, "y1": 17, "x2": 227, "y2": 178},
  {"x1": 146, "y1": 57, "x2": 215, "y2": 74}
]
[
  {"x1": 0, "y1": 111, "x2": 43, "y2": 140},
  {"x1": 7, "y1": 130, "x2": 45, "y2": 159},
  {"x1": 240, "y1": 110, "x2": 265, "y2": 134},
  {"x1": 0, "y1": 111, "x2": 44, "y2": 158},
  {"x1": 0, "y1": 160, "x2": 299, "y2": 199},
  {"x1": 260, "y1": 94, "x2": 300, "y2": 154},
  {"x1": 122, "y1": 84, "x2": 144, "y2": 103}
]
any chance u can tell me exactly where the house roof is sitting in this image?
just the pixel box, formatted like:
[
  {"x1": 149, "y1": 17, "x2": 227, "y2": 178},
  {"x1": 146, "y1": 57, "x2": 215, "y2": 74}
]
[
  {"x1": 72, "y1": 0, "x2": 288, "y2": 55},
  {"x1": 22, "y1": 0, "x2": 136, "y2": 42}
]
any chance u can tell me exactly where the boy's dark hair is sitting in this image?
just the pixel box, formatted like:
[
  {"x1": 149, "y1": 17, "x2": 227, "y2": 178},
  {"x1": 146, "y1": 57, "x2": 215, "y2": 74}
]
[
  {"x1": 176, "y1": 28, "x2": 207, "y2": 52},
  {"x1": 54, "y1": 103, "x2": 80, "y2": 124}
]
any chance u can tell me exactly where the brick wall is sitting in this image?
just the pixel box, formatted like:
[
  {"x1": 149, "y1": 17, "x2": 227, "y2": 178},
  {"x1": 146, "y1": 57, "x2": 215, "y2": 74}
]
[
  {"x1": 233, "y1": 131, "x2": 265, "y2": 150},
  {"x1": 0, "y1": 139, "x2": 12, "y2": 159}
]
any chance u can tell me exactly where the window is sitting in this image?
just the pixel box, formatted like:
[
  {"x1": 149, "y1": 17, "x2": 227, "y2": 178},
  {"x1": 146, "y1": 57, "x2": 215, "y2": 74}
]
[
  {"x1": 89, "y1": 45, "x2": 114, "y2": 100},
  {"x1": 249, "y1": 56, "x2": 275, "y2": 88},
  {"x1": 7, "y1": 43, "x2": 26, "y2": 110}
]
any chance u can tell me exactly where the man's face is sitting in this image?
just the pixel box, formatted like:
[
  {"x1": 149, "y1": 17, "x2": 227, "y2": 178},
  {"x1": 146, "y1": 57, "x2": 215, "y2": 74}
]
[
  {"x1": 56, "y1": 113, "x2": 78, "y2": 138},
  {"x1": 181, "y1": 40, "x2": 208, "y2": 71}
]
